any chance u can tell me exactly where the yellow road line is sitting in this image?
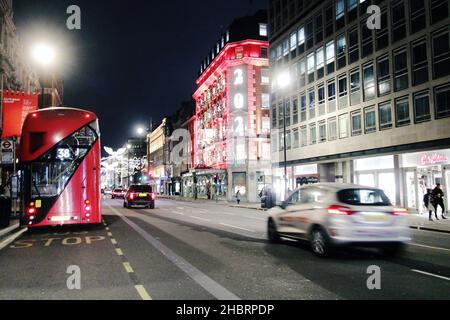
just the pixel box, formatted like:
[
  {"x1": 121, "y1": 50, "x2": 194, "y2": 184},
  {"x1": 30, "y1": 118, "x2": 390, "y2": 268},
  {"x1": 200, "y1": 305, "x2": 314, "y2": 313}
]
[
  {"x1": 116, "y1": 248, "x2": 124, "y2": 256},
  {"x1": 111, "y1": 239, "x2": 117, "y2": 245},
  {"x1": 135, "y1": 285, "x2": 152, "y2": 300},
  {"x1": 123, "y1": 262, "x2": 134, "y2": 273},
  {"x1": 107, "y1": 232, "x2": 113, "y2": 237}
]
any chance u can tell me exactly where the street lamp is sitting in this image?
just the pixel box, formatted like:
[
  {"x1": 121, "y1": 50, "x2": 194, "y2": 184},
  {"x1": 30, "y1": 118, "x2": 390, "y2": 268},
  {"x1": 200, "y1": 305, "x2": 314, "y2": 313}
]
[
  {"x1": 136, "y1": 126, "x2": 146, "y2": 137},
  {"x1": 32, "y1": 43, "x2": 56, "y2": 109},
  {"x1": 127, "y1": 144, "x2": 132, "y2": 187},
  {"x1": 276, "y1": 71, "x2": 291, "y2": 200}
]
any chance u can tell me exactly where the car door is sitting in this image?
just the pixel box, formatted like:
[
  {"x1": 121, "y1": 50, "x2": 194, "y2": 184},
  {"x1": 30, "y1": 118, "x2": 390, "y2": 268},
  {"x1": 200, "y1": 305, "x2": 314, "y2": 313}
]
[{"x1": 278, "y1": 188, "x2": 312, "y2": 238}]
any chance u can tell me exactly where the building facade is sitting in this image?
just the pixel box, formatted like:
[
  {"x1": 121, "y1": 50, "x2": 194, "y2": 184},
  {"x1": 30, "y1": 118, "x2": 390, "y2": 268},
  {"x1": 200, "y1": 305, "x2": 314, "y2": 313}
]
[
  {"x1": 192, "y1": 10, "x2": 272, "y2": 202},
  {"x1": 148, "y1": 119, "x2": 171, "y2": 194},
  {"x1": 269, "y1": 0, "x2": 450, "y2": 213}
]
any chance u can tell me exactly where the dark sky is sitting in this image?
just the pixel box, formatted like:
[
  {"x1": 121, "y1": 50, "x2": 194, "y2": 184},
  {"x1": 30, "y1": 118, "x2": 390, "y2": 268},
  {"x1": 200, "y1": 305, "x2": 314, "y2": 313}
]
[{"x1": 14, "y1": 0, "x2": 267, "y2": 150}]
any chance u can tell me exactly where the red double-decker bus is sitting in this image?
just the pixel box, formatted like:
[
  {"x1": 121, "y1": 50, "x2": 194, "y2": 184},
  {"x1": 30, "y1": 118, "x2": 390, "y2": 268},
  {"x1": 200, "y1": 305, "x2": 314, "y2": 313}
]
[{"x1": 19, "y1": 108, "x2": 101, "y2": 228}]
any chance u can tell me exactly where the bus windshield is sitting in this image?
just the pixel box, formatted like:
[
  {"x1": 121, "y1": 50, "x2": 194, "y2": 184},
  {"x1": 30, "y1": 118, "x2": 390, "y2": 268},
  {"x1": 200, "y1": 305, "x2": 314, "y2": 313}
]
[{"x1": 31, "y1": 122, "x2": 98, "y2": 199}]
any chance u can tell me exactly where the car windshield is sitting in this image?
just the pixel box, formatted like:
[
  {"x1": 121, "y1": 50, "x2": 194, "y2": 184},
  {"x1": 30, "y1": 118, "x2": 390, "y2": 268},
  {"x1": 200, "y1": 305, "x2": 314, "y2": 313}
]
[
  {"x1": 130, "y1": 185, "x2": 152, "y2": 193},
  {"x1": 337, "y1": 188, "x2": 392, "y2": 206}
]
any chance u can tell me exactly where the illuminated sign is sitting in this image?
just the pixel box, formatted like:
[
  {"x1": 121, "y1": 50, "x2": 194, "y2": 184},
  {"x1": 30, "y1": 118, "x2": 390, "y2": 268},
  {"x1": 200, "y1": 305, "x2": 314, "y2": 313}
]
[{"x1": 420, "y1": 153, "x2": 449, "y2": 165}]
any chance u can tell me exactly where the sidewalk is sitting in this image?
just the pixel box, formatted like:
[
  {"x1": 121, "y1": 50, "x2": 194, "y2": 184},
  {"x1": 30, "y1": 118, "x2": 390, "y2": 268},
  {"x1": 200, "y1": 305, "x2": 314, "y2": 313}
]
[
  {"x1": 0, "y1": 219, "x2": 20, "y2": 239},
  {"x1": 408, "y1": 214, "x2": 450, "y2": 234},
  {"x1": 158, "y1": 195, "x2": 266, "y2": 211}
]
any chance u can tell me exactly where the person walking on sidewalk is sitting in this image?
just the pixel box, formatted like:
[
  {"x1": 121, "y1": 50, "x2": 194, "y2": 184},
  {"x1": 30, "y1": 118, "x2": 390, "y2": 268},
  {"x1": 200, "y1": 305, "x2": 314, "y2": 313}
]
[
  {"x1": 236, "y1": 190, "x2": 241, "y2": 205},
  {"x1": 433, "y1": 184, "x2": 447, "y2": 220},
  {"x1": 424, "y1": 189, "x2": 437, "y2": 221}
]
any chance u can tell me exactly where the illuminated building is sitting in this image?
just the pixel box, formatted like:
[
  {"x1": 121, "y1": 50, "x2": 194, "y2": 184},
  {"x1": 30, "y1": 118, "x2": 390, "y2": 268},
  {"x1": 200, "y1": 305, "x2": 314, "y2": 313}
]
[
  {"x1": 191, "y1": 10, "x2": 272, "y2": 202},
  {"x1": 270, "y1": 0, "x2": 450, "y2": 212}
]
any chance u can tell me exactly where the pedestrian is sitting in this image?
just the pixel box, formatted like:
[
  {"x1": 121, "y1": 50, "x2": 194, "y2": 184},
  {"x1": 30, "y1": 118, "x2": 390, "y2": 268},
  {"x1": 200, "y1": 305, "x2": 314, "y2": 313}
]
[
  {"x1": 432, "y1": 184, "x2": 447, "y2": 220},
  {"x1": 423, "y1": 189, "x2": 437, "y2": 221},
  {"x1": 236, "y1": 190, "x2": 241, "y2": 205}
]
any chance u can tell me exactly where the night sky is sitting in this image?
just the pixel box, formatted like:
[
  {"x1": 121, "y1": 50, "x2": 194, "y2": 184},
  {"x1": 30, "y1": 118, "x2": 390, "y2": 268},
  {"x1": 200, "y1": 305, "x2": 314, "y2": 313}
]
[{"x1": 13, "y1": 0, "x2": 267, "y2": 150}]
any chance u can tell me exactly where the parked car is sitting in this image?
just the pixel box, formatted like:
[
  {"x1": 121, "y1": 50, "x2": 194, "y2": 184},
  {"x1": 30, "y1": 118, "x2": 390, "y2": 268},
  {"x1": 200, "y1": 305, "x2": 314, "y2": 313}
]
[
  {"x1": 124, "y1": 185, "x2": 155, "y2": 209},
  {"x1": 267, "y1": 183, "x2": 411, "y2": 257},
  {"x1": 112, "y1": 188, "x2": 126, "y2": 199}
]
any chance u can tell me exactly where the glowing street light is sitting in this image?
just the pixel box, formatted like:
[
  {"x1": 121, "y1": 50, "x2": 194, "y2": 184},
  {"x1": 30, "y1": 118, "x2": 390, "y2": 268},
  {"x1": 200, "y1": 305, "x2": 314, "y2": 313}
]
[
  {"x1": 32, "y1": 43, "x2": 56, "y2": 67},
  {"x1": 136, "y1": 127, "x2": 146, "y2": 136}
]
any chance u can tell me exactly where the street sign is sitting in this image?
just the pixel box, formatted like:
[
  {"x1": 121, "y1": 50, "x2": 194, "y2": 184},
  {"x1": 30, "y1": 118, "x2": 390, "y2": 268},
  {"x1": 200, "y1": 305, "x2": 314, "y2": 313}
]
[{"x1": 1, "y1": 139, "x2": 14, "y2": 165}]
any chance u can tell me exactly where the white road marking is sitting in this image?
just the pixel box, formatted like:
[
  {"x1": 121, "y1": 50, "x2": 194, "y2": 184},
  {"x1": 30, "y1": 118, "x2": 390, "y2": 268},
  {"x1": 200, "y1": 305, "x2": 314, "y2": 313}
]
[
  {"x1": 108, "y1": 204, "x2": 240, "y2": 300},
  {"x1": 0, "y1": 223, "x2": 20, "y2": 239},
  {"x1": 219, "y1": 223, "x2": 255, "y2": 233},
  {"x1": 410, "y1": 243, "x2": 450, "y2": 253},
  {"x1": 135, "y1": 285, "x2": 152, "y2": 300},
  {"x1": 0, "y1": 228, "x2": 27, "y2": 251},
  {"x1": 191, "y1": 216, "x2": 210, "y2": 222},
  {"x1": 177, "y1": 207, "x2": 185, "y2": 210},
  {"x1": 173, "y1": 211, "x2": 185, "y2": 216},
  {"x1": 123, "y1": 262, "x2": 134, "y2": 273},
  {"x1": 411, "y1": 269, "x2": 450, "y2": 281},
  {"x1": 111, "y1": 239, "x2": 118, "y2": 245},
  {"x1": 116, "y1": 248, "x2": 124, "y2": 256}
]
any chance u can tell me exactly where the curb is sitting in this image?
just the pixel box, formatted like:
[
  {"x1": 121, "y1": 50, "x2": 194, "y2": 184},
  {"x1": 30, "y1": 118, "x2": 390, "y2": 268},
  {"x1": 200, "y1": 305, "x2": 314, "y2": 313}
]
[
  {"x1": 0, "y1": 221, "x2": 21, "y2": 239},
  {"x1": 409, "y1": 225, "x2": 450, "y2": 235}
]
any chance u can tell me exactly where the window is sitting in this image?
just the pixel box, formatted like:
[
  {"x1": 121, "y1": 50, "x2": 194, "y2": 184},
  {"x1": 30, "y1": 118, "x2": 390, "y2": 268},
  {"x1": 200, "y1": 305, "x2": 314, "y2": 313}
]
[
  {"x1": 293, "y1": 98, "x2": 299, "y2": 125},
  {"x1": 434, "y1": 84, "x2": 450, "y2": 118},
  {"x1": 299, "y1": 58, "x2": 306, "y2": 87},
  {"x1": 328, "y1": 81, "x2": 336, "y2": 101},
  {"x1": 432, "y1": 30, "x2": 450, "y2": 79},
  {"x1": 363, "y1": 63, "x2": 376, "y2": 101},
  {"x1": 307, "y1": 53, "x2": 315, "y2": 83},
  {"x1": 293, "y1": 129, "x2": 300, "y2": 149},
  {"x1": 376, "y1": 7, "x2": 389, "y2": 50},
  {"x1": 315, "y1": 13, "x2": 324, "y2": 43},
  {"x1": 412, "y1": 39, "x2": 429, "y2": 86},
  {"x1": 365, "y1": 106, "x2": 377, "y2": 133},
  {"x1": 301, "y1": 126, "x2": 307, "y2": 147},
  {"x1": 306, "y1": 20, "x2": 314, "y2": 49},
  {"x1": 298, "y1": 26, "x2": 305, "y2": 54},
  {"x1": 347, "y1": 0, "x2": 357, "y2": 11},
  {"x1": 338, "y1": 189, "x2": 391, "y2": 206},
  {"x1": 272, "y1": 133, "x2": 278, "y2": 153},
  {"x1": 361, "y1": 18, "x2": 373, "y2": 57},
  {"x1": 285, "y1": 100, "x2": 291, "y2": 127},
  {"x1": 414, "y1": 91, "x2": 431, "y2": 123},
  {"x1": 410, "y1": 0, "x2": 426, "y2": 34},
  {"x1": 396, "y1": 97, "x2": 411, "y2": 127},
  {"x1": 278, "y1": 102, "x2": 284, "y2": 127},
  {"x1": 262, "y1": 94, "x2": 270, "y2": 109},
  {"x1": 326, "y1": 41, "x2": 335, "y2": 74},
  {"x1": 392, "y1": 1, "x2": 406, "y2": 43},
  {"x1": 350, "y1": 69, "x2": 360, "y2": 93},
  {"x1": 394, "y1": 49, "x2": 409, "y2": 91},
  {"x1": 319, "y1": 121, "x2": 327, "y2": 143},
  {"x1": 309, "y1": 88, "x2": 316, "y2": 118},
  {"x1": 325, "y1": 6, "x2": 334, "y2": 37},
  {"x1": 336, "y1": 0, "x2": 345, "y2": 19},
  {"x1": 337, "y1": 34, "x2": 346, "y2": 69},
  {"x1": 377, "y1": 56, "x2": 391, "y2": 96},
  {"x1": 339, "y1": 113, "x2": 349, "y2": 139},
  {"x1": 338, "y1": 75, "x2": 347, "y2": 97},
  {"x1": 290, "y1": 31, "x2": 297, "y2": 51},
  {"x1": 286, "y1": 130, "x2": 292, "y2": 150},
  {"x1": 261, "y1": 117, "x2": 271, "y2": 134},
  {"x1": 259, "y1": 23, "x2": 268, "y2": 36},
  {"x1": 272, "y1": 107, "x2": 277, "y2": 128},
  {"x1": 430, "y1": 0, "x2": 449, "y2": 25},
  {"x1": 329, "y1": 117, "x2": 337, "y2": 141},
  {"x1": 300, "y1": 93, "x2": 307, "y2": 122},
  {"x1": 351, "y1": 111, "x2": 362, "y2": 136},
  {"x1": 318, "y1": 85, "x2": 325, "y2": 104},
  {"x1": 348, "y1": 27, "x2": 359, "y2": 64},
  {"x1": 310, "y1": 123, "x2": 317, "y2": 145},
  {"x1": 316, "y1": 47, "x2": 324, "y2": 79},
  {"x1": 379, "y1": 101, "x2": 393, "y2": 130},
  {"x1": 283, "y1": 38, "x2": 289, "y2": 56},
  {"x1": 261, "y1": 68, "x2": 270, "y2": 84},
  {"x1": 261, "y1": 47, "x2": 268, "y2": 59}
]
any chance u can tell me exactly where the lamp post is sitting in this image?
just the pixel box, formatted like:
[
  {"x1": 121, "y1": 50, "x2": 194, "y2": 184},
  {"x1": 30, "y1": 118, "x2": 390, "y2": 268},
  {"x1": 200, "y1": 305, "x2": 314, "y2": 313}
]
[
  {"x1": 31, "y1": 43, "x2": 56, "y2": 108},
  {"x1": 276, "y1": 72, "x2": 291, "y2": 200},
  {"x1": 127, "y1": 144, "x2": 132, "y2": 187}
]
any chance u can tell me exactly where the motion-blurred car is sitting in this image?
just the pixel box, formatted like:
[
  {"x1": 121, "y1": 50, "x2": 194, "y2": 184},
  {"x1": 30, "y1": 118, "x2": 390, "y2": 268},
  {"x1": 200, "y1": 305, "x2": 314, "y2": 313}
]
[
  {"x1": 267, "y1": 183, "x2": 411, "y2": 257},
  {"x1": 111, "y1": 188, "x2": 126, "y2": 199},
  {"x1": 124, "y1": 185, "x2": 155, "y2": 209}
]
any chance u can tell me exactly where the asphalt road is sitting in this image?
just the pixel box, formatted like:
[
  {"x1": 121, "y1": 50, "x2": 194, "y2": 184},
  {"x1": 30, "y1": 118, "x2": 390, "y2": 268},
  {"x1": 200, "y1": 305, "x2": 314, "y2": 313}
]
[{"x1": 0, "y1": 197, "x2": 449, "y2": 300}]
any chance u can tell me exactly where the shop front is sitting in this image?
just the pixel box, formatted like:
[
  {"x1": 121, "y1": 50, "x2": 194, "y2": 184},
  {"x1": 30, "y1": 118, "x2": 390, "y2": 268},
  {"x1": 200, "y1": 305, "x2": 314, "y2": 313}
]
[{"x1": 182, "y1": 169, "x2": 227, "y2": 200}]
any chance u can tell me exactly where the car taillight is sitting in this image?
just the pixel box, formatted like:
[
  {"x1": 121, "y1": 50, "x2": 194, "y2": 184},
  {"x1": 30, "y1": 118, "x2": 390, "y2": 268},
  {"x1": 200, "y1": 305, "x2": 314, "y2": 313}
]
[
  {"x1": 26, "y1": 202, "x2": 37, "y2": 217},
  {"x1": 130, "y1": 193, "x2": 135, "y2": 200},
  {"x1": 328, "y1": 205, "x2": 354, "y2": 216},
  {"x1": 392, "y1": 208, "x2": 408, "y2": 216},
  {"x1": 150, "y1": 193, "x2": 156, "y2": 200},
  {"x1": 85, "y1": 200, "x2": 92, "y2": 212}
]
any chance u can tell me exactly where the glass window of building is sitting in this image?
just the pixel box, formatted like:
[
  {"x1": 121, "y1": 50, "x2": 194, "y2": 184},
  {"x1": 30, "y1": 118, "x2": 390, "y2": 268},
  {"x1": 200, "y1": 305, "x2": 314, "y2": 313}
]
[
  {"x1": 278, "y1": 102, "x2": 284, "y2": 127},
  {"x1": 395, "y1": 97, "x2": 411, "y2": 127},
  {"x1": 350, "y1": 68, "x2": 360, "y2": 93},
  {"x1": 376, "y1": 7, "x2": 389, "y2": 51},
  {"x1": 299, "y1": 58, "x2": 306, "y2": 87},
  {"x1": 306, "y1": 20, "x2": 314, "y2": 49},
  {"x1": 272, "y1": 133, "x2": 278, "y2": 153},
  {"x1": 338, "y1": 75, "x2": 347, "y2": 97},
  {"x1": 309, "y1": 88, "x2": 316, "y2": 119},
  {"x1": 326, "y1": 41, "x2": 335, "y2": 74},
  {"x1": 434, "y1": 84, "x2": 450, "y2": 119},
  {"x1": 293, "y1": 129, "x2": 300, "y2": 149},
  {"x1": 261, "y1": 68, "x2": 270, "y2": 84},
  {"x1": 316, "y1": 47, "x2": 325, "y2": 79},
  {"x1": 348, "y1": 27, "x2": 359, "y2": 64},
  {"x1": 337, "y1": 34, "x2": 347, "y2": 69},
  {"x1": 319, "y1": 121, "x2": 327, "y2": 143},
  {"x1": 298, "y1": 26, "x2": 305, "y2": 54},
  {"x1": 262, "y1": 116, "x2": 271, "y2": 135},
  {"x1": 430, "y1": 0, "x2": 449, "y2": 25},
  {"x1": 364, "y1": 106, "x2": 377, "y2": 133},
  {"x1": 286, "y1": 130, "x2": 292, "y2": 150},
  {"x1": 283, "y1": 38, "x2": 290, "y2": 56},
  {"x1": 301, "y1": 126, "x2": 308, "y2": 147},
  {"x1": 379, "y1": 101, "x2": 393, "y2": 130},
  {"x1": 318, "y1": 85, "x2": 325, "y2": 105},
  {"x1": 409, "y1": 0, "x2": 426, "y2": 34},
  {"x1": 351, "y1": 111, "x2": 362, "y2": 136},
  {"x1": 315, "y1": 13, "x2": 324, "y2": 44},
  {"x1": 339, "y1": 113, "x2": 349, "y2": 139},
  {"x1": 412, "y1": 39, "x2": 429, "y2": 86},
  {"x1": 272, "y1": 107, "x2": 277, "y2": 128},
  {"x1": 290, "y1": 31, "x2": 297, "y2": 51},
  {"x1": 392, "y1": 1, "x2": 407, "y2": 43},
  {"x1": 432, "y1": 29, "x2": 450, "y2": 79},
  {"x1": 328, "y1": 80, "x2": 336, "y2": 101},
  {"x1": 279, "y1": 133, "x2": 285, "y2": 151},
  {"x1": 307, "y1": 53, "x2": 315, "y2": 83},
  {"x1": 262, "y1": 142, "x2": 271, "y2": 159},
  {"x1": 377, "y1": 56, "x2": 391, "y2": 96},
  {"x1": 310, "y1": 123, "x2": 317, "y2": 145},
  {"x1": 325, "y1": 6, "x2": 334, "y2": 38},
  {"x1": 413, "y1": 91, "x2": 431, "y2": 123},
  {"x1": 328, "y1": 117, "x2": 337, "y2": 141},
  {"x1": 285, "y1": 100, "x2": 292, "y2": 127},
  {"x1": 336, "y1": 0, "x2": 345, "y2": 29},
  {"x1": 262, "y1": 94, "x2": 270, "y2": 109},
  {"x1": 363, "y1": 63, "x2": 376, "y2": 101},
  {"x1": 361, "y1": 18, "x2": 373, "y2": 58},
  {"x1": 300, "y1": 93, "x2": 307, "y2": 122},
  {"x1": 261, "y1": 47, "x2": 268, "y2": 59},
  {"x1": 394, "y1": 48, "x2": 409, "y2": 92}
]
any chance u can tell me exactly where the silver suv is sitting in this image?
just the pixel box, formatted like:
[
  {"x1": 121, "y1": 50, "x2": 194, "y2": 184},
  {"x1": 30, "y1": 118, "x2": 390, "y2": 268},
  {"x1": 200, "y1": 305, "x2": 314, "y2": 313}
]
[{"x1": 267, "y1": 183, "x2": 411, "y2": 257}]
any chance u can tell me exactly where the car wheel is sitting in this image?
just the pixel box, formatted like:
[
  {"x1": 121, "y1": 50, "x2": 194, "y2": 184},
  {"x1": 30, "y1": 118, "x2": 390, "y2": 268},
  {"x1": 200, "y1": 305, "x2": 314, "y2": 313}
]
[
  {"x1": 268, "y1": 219, "x2": 281, "y2": 243},
  {"x1": 381, "y1": 244, "x2": 405, "y2": 257},
  {"x1": 310, "y1": 228, "x2": 331, "y2": 258},
  {"x1": 150, "y1": 203, "x2": 155, "y2": 209}
]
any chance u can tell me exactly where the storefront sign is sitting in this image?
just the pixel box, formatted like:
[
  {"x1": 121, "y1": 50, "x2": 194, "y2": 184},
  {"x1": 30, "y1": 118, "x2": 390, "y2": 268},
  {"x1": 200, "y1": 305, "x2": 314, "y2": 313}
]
[
  {"x1": 420, "y1": 153, "x2": 449, "y2": 165},
  {"x1": 1, "y1": 91, "x2": 39, "y2": 139}
]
